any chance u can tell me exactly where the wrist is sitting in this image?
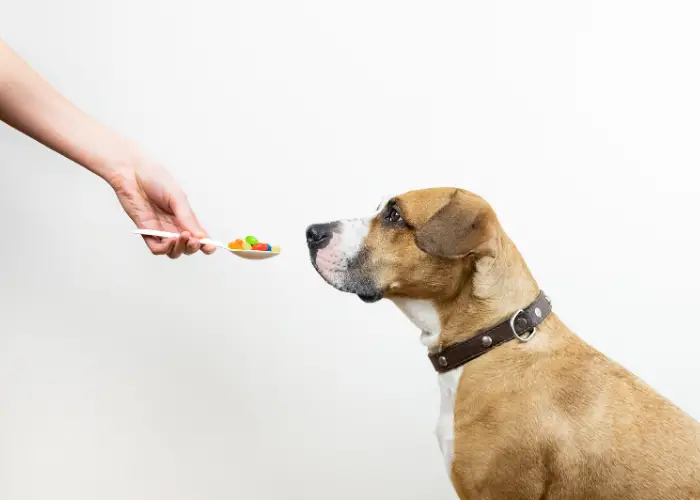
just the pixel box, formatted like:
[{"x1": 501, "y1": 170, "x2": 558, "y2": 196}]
[
  {"x1": 102, "y1": 148, "x2": 175, "y2": 199},
  {"x1": 78, "y1": 137, "x2": 146, "y2": 187},
  {"x1": 92, "y1": 138, "x2": 148, "y2": 189}
]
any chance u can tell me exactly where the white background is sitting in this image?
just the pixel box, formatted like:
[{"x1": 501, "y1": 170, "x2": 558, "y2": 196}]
[{"x1": 1, "y1": 1, "x2": 699, "y2": 499}]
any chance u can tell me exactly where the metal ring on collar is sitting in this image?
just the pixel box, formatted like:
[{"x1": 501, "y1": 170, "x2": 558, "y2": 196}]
[{"x1": 510, "y1": 309, "x2": 536, "y2": 342}]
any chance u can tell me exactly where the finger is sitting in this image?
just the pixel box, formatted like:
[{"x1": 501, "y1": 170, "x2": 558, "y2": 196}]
[
  {"x1": 199, "y1": 236, "x2": 217, "y2": 255},
  {"x1": 184, "y1": 236, "x2": 201, "y2": 255},
  {"x1": 172, "y1": 195, "x2": 206, "y2": 236},
  {"x1": 171, "y1": 196, "x2": 215, "y2": 255},
  {"x1": 136, "y1": 219, "x2": 169, "y2": 254},
  {"x1": 168, "y1": 232, "x2": 190, "y2": 259},
  {"x1": 144, "y1": 236, "x2": 176, "y2": 256},
  {"x1": 133, "y1": 215, "x2": 177, "y2": 256}
]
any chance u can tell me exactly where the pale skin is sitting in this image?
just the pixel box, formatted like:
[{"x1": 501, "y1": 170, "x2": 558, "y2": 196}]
[{"x1": 0, "y1": 39, "x2": 215, "y2": 258}]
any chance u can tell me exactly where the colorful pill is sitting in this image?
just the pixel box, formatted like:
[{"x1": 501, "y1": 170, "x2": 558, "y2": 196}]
[
  {"x1": 252, "y1": 243, "x2": 268, "y2": 251},
  {"x1": 242, "y1": 241, "x2": 252, "y2": 250},
  {"x1": 228, "y1": 239, "x2": 244, "y2": 250},
  {"x1": 245, "y1": 236, "x2": 259, "y2": 246}
]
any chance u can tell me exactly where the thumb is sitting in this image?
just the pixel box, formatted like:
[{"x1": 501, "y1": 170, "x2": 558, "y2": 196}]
[
  {"x1": 172, "y1": 195, "x2": 217, "y2": 254},
  {"x1": 172, "y1": 194, "x2": 203, "y2": 234}
]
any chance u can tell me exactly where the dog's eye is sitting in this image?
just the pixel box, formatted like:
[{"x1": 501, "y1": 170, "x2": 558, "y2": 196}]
[{"x1": 385, "y1": 207, "x2": 403, "y2": 224}]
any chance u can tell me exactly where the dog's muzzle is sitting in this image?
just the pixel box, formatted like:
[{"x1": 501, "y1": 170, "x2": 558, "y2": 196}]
[{"x1": 305, "y1": 221, "x2": 384, "y2": 303}]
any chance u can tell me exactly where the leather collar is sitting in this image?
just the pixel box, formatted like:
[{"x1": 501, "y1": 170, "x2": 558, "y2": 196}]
[{"x1": 428, "y1": 291, "x2": 552, "y2": 373}]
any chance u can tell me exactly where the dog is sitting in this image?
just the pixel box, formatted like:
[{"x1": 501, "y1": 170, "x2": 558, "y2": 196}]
[{"x1": 306, "y1": 187, "x2": 700, "y2": 500}]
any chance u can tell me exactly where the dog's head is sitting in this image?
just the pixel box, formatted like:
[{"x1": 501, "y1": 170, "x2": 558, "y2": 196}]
[{"x1": 306, "y1": 187, "x2": 501, "y2": 304}]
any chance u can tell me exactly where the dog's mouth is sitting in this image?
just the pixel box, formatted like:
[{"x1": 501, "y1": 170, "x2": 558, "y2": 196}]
[
  {"x1": 310, "y1": 259, "x2": 385, "y2": 303},
  {"x1": 308, "y1": 250, "x2": 384, "y2": 303}
]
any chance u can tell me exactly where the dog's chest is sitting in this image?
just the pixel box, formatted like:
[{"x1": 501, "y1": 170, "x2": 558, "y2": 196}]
[
  {"x1": 389, "y1": 297, "x2": 462, "y2": 472},
  {"x1": 435, "y1": 367, "x2": 463, "y2": 472}
]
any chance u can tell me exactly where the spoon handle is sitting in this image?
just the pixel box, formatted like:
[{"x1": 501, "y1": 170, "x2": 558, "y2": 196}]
[{"x1": 132, "y1": 229, "x2": 225, "y2": 249}]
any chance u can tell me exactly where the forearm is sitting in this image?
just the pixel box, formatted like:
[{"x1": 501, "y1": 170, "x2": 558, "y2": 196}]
[{"x1": 0, "y1": 39, "x2": 139, "y2": 183}]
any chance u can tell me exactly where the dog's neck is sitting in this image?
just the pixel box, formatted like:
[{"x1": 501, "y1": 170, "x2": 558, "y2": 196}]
[{"x1": 391, "y1": 232, "x2": 540, "y2": 351}]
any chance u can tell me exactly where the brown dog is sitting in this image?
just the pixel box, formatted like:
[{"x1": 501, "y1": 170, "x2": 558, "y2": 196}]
[{"x1": 306, "y1": 187, "x2": 700, "y2": 500}]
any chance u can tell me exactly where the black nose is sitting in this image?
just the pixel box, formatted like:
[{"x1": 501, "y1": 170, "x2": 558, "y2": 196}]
[{"x1": 306, "y1": 223, "x2": 335, "y2": 249}]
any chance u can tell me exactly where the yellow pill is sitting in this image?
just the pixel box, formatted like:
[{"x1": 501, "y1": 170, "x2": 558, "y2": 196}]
[
  {"x1": 242, "y1": 241, "x2": 252, "y2": 250},
  {"x1": 271, "y1": 246, "x2": 281, "y2": 253}
]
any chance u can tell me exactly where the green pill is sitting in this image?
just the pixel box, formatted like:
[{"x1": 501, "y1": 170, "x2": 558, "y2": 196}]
[{"x1": 245, "y1": 236, "x2": 259, "y2": 246}]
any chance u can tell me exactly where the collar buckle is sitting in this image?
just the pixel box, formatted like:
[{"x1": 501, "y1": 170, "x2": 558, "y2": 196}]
[{"x1": 510, "y1": 309, "x2": 536, "y2": 342}]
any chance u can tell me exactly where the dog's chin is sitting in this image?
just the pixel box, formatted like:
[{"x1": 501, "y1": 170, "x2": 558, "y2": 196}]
[
  {"x1": 310, "y1": 260, "x2": 383, "y2": 303},
  {"x1": 330, "y1": 279, "x2": 384, "y2": 304},
  {"x1": 346, "y1": 281, "x2": 384, "y2": 303},
  {"x1": 357, "y1": 291, "x2": 384, "y2": 303}
]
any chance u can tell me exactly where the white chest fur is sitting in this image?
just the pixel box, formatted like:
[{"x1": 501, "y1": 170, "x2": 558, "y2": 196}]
[
  {"x1": 390, "y1": 297, "x2": 460, "y2": 473},
  {"x1": 391, "y1": 298, "x2": 441, "y2": 349},
  {"x1": 435, "y1": 367, "x2": 462, "y2": 473}
]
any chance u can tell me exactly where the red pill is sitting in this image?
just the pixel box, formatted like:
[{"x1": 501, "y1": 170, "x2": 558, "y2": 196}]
[{"x1": 252, "y1": 243, "x2": 268, "y2": 251}]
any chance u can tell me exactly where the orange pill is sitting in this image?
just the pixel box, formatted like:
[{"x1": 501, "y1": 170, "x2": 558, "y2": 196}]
[{"x1": 228, "y1": 239, "x2": 244, "y2": 250}]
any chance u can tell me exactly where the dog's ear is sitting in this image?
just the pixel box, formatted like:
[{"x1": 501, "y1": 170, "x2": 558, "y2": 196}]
[{"x1": 414, "y1": 189, "x2": 496, "y2": 259}]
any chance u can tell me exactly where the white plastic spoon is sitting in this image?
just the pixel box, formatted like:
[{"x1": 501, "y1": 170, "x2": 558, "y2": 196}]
[{"x1": 132, "y1": 229, "x2": 280, "y2": 260}]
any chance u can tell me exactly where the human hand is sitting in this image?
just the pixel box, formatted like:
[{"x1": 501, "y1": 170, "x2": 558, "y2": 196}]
[
  {"x1": 0, "y1": 39, "x2": 215, "y2": 259},
  {"x1": 108, "y1": 161, "x2": 216, "y2": 258}
]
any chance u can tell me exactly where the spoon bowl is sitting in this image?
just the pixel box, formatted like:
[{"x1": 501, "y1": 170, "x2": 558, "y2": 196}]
[{"x1": 132, "y1": 229, "x2": 280, "y2": 260}]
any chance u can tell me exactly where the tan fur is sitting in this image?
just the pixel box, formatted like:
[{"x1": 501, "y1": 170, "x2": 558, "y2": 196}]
[{"x1": 367, "y1": 188, "x2": 700, "y2": 499}]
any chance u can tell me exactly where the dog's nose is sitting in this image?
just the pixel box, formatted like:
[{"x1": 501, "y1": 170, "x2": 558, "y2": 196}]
[{"x1": 306, "y1": 223, "x2": 334, "y2": 249}]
